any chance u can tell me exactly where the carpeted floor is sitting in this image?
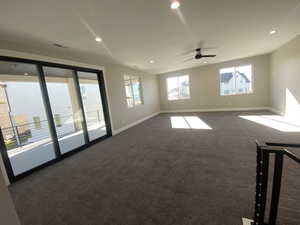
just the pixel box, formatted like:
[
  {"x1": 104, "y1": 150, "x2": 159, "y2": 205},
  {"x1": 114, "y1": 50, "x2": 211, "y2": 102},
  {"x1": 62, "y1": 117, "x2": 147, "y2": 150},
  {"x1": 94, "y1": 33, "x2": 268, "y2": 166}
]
[{"x1": 9, "y1": 111, "x2": 300, "y2": 225}]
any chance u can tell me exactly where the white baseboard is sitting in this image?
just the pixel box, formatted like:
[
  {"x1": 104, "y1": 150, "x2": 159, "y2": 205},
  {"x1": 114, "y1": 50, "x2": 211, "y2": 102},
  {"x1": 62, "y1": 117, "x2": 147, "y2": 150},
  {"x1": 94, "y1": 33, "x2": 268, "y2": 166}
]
[
  {"x1": 242, "y1": 218, "x2": 254, "y2": 225},
  {"x1": 267, "y1": 107, "x2": 284, "y2": 116},
  {"x1": 112, "y1": 112, "x2": 161, "y2": 135},
  {"x1": 160, "y1": 107, "x2": 271, "y2": 113}
]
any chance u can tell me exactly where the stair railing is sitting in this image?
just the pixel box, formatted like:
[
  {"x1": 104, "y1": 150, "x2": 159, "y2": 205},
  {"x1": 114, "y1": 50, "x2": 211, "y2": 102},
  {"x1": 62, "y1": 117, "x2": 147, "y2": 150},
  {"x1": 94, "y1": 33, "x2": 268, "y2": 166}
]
[{"x1": 254, "y1": 141, "x2": 300, "y2": 225}]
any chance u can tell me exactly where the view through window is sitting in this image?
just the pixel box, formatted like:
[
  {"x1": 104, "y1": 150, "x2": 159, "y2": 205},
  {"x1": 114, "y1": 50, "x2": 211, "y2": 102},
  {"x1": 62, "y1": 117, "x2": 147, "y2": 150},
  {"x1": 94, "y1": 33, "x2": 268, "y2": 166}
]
[
  {"x1": 220, "y1": 65, "x2": 252, "y2": 96},
  {"x1": 124, "y1": 75, "x2": 143, "y2": 108},
  {"x1": 167, "y1": 75, "x2": 190, "y2": 100},
  {"x1": 78, "y1": 71, "x2": 107, "y2": 141},
  {"x1": 0, "y1": 61, "x2": 56, "y2": 175},
  {"x1": 44, "y1": 66, "x2": 86, "y2": 154}
]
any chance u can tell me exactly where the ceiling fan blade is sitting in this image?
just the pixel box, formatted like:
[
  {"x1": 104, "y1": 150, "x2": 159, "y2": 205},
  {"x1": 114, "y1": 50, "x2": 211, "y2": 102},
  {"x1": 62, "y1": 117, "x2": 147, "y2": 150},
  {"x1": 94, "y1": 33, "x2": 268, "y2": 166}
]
[
  {"x1": 183, "y1": 57, "x2": 194, "y2": 62},
  {"x1": 178, "y1": 50, "x2": 195, "y2": 56},
  {"x1": 202, "y1": 54, "x2": 216, "y2": 57},
  {"x1": 201, "y1": 46, "x2": 218, "y2": 51}
]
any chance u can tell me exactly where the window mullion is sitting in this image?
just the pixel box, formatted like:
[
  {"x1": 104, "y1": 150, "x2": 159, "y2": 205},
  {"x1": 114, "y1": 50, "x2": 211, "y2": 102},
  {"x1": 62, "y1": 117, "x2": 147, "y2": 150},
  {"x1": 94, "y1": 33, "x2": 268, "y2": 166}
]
[
  {"x1": 177, "y1": 76, "x2": 180, "y2": 99},
  {"x1": 234, "y1": 67, "x2": 237, "y2": 94},
  {"x1": 130, "y1": 77, "x2": 135, "y2": 106}
]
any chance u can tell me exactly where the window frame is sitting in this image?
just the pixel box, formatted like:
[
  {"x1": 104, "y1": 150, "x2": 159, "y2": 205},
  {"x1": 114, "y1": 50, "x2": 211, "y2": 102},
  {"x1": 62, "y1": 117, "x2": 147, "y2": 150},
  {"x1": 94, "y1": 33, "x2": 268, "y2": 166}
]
[
  {"x1": 0, "y1": 55, "x2": 112, "y2": 184},
  {"x1": 219, "y1": 64, "x2": 253, "y2": 96},
  {"x1": 124, "y1": 74, "x2": 143, "y2": 108},
  {"x1": 166, "y1": 74, "x2": 190, "y2": 101}
]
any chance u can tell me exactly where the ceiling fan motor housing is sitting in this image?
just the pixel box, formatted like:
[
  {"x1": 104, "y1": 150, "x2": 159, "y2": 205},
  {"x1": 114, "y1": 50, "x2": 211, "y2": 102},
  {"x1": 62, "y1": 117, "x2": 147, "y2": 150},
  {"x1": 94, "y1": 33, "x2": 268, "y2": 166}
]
[{"x1": 195, "y1": 54, "x2": 202, "y2": 59}]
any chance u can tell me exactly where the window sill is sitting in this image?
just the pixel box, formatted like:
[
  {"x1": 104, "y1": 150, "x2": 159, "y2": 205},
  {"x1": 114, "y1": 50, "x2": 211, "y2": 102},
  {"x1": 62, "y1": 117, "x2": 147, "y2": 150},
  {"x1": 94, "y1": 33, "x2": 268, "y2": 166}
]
[
  {"x1": 127, "y1": 103, "x2": 144, "y2": 109},
  {"x1": 167, "y1": 97, "x2": 191, "y2": 101},
  {"x1": 220, "y1": 92, "x2": 254, "y2": 97}
]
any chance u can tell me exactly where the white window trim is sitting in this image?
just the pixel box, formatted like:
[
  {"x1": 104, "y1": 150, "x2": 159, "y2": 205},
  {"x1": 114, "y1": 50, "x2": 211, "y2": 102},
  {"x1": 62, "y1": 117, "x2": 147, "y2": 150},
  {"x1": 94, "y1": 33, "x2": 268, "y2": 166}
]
[
  {"x1": 124, "y1": 75, "x2": 143, "y2": 108},
  {"x1": 166, "y1": 75, "x2": 191, "y2": 101},
  {"x1": 219, "y1": 64, "x2": 253, "y2": 96}
]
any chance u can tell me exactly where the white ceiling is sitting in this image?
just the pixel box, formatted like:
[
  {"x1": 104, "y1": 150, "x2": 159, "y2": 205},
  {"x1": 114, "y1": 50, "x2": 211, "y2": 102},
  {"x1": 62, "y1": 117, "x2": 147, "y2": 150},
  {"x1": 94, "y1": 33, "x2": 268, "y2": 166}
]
[{"x1": 0, "y1": 0, "x2": 300, "y2": 74}]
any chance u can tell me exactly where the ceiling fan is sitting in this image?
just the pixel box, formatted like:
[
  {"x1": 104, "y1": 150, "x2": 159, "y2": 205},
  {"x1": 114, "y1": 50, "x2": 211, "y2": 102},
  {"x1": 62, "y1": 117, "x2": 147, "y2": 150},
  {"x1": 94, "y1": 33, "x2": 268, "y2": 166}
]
[
  {"x1": 181, "y1": 44, "x2": 217, "y2": 62},
  {"x1": 194, "y1": 48, "x2": 216, "y2": 59}
]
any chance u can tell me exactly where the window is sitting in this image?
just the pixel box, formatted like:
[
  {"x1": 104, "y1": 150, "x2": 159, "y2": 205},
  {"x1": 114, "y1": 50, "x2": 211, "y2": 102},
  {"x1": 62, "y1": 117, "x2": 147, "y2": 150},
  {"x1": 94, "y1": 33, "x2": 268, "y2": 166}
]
[
  {"x1": 0, "y1": 61, "x2": 56, "y2": 176},
  {"x1": 78, "y1": 71, "x2": 107, "y2": 141},
  {"x1": 124, "y1": 75, "x2": 143, "y2": 108},
  {"x1": 167, "y1": 75, "x2": 190, "y2": 100},
  {"x1": 44, "y1": 66, "x2": 86, "y2": 154},
  {"x1": 33, "y1": 116, "x2": 41, "y2": 129},
  {"x1": 220, "y1": 65, "x2": 252, "y2": 96},
  {"x1": 0, "y1": 84, "x2": 6, "y2": 104},
  {"x1": 80, "y1": 86, "x2": 87, "y2": 100}
]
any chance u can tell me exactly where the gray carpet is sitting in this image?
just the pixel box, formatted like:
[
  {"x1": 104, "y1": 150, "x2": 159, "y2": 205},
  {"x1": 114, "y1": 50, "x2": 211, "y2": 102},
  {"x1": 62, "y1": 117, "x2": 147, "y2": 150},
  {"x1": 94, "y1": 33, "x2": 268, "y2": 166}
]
[{"x1": 9, "y1": 111, "x2": 300, "y2": 225}]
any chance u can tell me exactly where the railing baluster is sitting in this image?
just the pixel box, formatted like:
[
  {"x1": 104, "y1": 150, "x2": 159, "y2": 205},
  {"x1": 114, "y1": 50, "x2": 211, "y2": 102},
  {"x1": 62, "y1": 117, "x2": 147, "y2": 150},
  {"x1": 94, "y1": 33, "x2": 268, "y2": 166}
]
[
  {"x1": 269, "y1": 153, "x2": 284, "y2": 225},
  {"x1": 254, "y1": 144, "x2": 262, "y2": 224},
  {"x1": 255, "y1": 144, "x2": 270, "y2": 225},
  {"x1": 254, "y1": 145, "x2": 263, "y2": 225},
  {"x1": 259, "y1": 151, "x2": 269, "y2": 225},
  {"x1": 15, "y1": 126, "x2": 21, "y2": 147}
]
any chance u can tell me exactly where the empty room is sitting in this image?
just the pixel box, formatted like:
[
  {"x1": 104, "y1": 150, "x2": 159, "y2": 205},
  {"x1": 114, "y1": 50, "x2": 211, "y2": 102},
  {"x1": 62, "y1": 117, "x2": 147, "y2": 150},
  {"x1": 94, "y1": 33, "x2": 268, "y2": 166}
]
[{"x1": 0, "y1": 1, "x2": 300, "y2": 225}]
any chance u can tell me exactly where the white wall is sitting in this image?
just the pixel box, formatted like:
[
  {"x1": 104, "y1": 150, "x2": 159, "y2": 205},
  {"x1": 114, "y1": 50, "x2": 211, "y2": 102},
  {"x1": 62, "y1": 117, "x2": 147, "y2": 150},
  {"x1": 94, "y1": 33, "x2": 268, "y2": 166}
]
[
  {"x1": 0, "y1": 155, "x2": 9, "y2": 185},
  {"x1": 270, "y1": 35, "x2": 300, "y2": 117},
  {"x1": 106, "y1": 64, "x2": 160, "y2": 131},
  {"x1": 158, "y1": 54, "x2": 270, "y2": 111},
  {"x1": 0, "y1": 171, "x2": 21, "y2": 225}
]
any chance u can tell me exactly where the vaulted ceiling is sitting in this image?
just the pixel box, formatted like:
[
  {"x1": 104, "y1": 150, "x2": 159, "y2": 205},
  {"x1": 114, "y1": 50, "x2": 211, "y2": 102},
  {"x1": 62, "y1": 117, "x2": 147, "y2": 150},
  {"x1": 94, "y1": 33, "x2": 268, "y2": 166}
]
[{"x1": 0, "y1": 0, "x2": 300, "y2": 74}]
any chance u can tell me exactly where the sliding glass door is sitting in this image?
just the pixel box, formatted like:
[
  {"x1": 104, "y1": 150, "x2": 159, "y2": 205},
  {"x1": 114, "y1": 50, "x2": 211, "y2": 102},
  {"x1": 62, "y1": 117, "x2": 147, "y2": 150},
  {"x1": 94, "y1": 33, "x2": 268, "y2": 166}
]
[
  {"x1": 78, "y1": 71, "x2": 107, "y2": 141},
  {"x1": 43, "y1": 67, "x2": 86, "y2": 154},
  {"x1": 0, "y1": 61, "x2": 56, "y2": 176},
  {"x1": 0, "y1": 57, "x2": 111, "y2": 182}
]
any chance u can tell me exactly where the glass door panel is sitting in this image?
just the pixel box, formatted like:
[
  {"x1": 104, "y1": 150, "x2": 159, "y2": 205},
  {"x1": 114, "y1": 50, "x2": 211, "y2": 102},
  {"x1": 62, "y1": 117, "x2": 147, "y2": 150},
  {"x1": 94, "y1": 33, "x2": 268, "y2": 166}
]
[
  {"x1": 78, "y1": 71, "x2": 107, "y2": 141},
  {"x1": 43, "y1": 67, "x2": 85, "y2": 154},
  {"x1": 0, "y1": 61, "x2": 56, "y2": 175}
]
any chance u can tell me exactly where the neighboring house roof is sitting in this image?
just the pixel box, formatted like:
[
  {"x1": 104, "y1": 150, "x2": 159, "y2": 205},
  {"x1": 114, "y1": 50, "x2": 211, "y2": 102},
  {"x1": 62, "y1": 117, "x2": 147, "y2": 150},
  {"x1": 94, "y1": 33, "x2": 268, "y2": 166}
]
[
  {"x1": 221, "y1": 72, "x2": 250, "y2": 83},
  {"x1": 221, "y1": 73, "x2": 234, "y2": 83}
]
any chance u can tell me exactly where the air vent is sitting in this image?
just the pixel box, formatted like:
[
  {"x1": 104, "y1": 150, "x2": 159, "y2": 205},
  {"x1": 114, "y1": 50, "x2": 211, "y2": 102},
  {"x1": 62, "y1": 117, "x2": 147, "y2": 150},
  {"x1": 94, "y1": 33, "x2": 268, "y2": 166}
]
[{"x1": 53, "y1": 43, "x2": 68, "y2": 48}]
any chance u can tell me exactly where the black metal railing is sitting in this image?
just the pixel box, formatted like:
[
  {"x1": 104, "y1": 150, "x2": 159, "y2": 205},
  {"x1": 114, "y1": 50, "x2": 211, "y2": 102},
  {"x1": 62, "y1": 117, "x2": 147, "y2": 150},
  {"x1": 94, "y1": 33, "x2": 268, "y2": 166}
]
[
  {"x1": 1, "y1": 110, "x2": 103, "y2": 151},
  {"x1": 254, "y1": 141, "x2": 300, "y2": 225}
]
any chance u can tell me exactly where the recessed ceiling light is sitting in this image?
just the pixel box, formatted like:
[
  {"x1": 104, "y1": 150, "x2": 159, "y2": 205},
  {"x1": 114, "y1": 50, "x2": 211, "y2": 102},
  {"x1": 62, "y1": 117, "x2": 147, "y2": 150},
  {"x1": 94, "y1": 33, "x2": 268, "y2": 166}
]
[
  {"x1": 269, "y1": 30, "x2": 276, "y2": 35},
  {"x1": 203, "y1": 61, "x2": 208, "y2": 64},
  {"x1": 95, "y1": 37, "x2": 102, "y2": 42},
  {"x1": 150, "y1": 60, "x2": 155, "y2": 64},
  {"x1": 171, "y1": 1, "x2": 180, "y2": 9}
]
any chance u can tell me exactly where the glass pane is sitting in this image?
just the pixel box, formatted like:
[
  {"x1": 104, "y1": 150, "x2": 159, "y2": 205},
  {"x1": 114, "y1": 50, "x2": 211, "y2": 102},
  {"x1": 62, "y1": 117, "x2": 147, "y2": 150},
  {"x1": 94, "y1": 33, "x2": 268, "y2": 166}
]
[
  {"x1": 220, "y1": 67, "x2": 235, "y2": 96},
  {"x1": 235, "y1": 65, "x2": 252, "y2": 94},
  {"x1": 125, "y1": 84, "x2": 133, "y2": 98},
  {"x1": 44, "y1": 67, "x2": 85, "y2": 154},
  {"x1": 0, "y1": 61, "x2": 56, "y2": 175},
  {"x1": 132, "y1": 79, "x2": 142, "y2": 105},
  {"x1": 178, "y1": 75, "x2": 190, "y2": 99},
  {"x1": 127, "y1": 97, "x2": 134, "y2": 108},
  {"x1": 167, "y1": 77, "x2": 179, "y2": 100},
  {"x1": 78, "y1": 72, "x2": 107, "y2": 141},
  {"x1": 124, "y1": 74, "x2": 131, "y2": 81},
  {"x1": 124, "y1": 80, "x2": 131, "y2": 86}
]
